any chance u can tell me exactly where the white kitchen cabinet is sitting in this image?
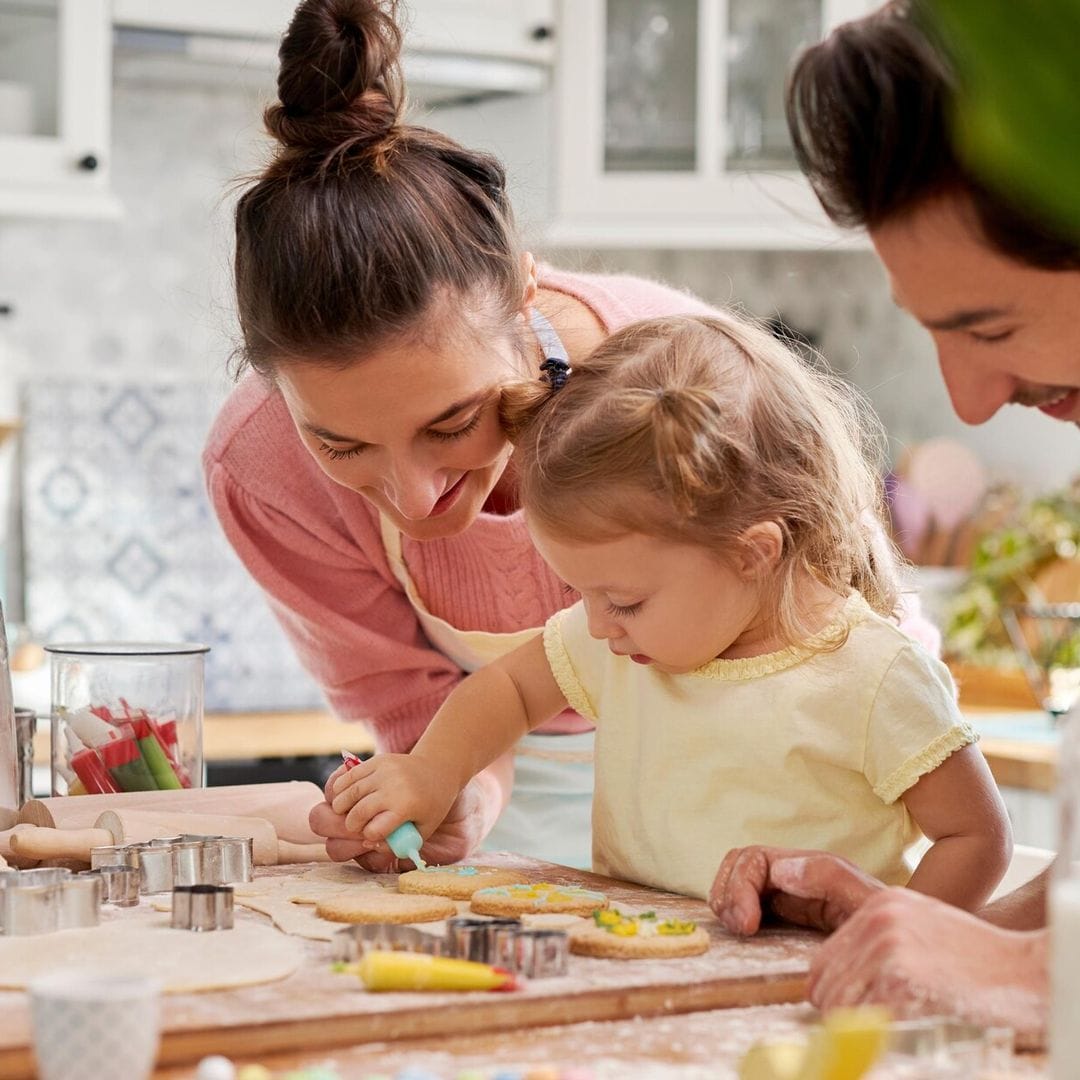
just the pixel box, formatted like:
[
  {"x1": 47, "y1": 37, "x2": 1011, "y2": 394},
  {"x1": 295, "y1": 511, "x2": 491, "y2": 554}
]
[
  {"x1": 111, "y1": 1, "x2": 555, "y2": 64},
  {"x1": 111, "y1": 1, "x2": 555, "y2": 104},
  {"x1": 0, "y1": 0, "x2": 118, "y2": 218},
  {"x1": 549, "y1": 0, "x2": 873, "y2": 249}
]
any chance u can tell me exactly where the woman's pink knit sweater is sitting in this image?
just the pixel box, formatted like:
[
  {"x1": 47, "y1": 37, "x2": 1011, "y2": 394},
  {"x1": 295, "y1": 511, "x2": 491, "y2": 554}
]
[{"x1": 203, "y1": 268, "x2": 718, "y2": 752}]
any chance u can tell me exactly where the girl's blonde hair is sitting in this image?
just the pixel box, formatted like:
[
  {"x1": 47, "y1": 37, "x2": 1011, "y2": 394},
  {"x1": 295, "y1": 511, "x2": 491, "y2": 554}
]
[{"x1": 501, "y1": 314, "x2": 900, "y2": 650}]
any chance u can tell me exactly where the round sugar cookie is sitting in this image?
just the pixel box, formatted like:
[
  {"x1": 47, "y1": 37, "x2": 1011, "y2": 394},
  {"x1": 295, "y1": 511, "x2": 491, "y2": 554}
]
[
  {"x1": 398, "y1": 865, "x2": 523, "y2": 900},
  {"x1": 315, "y1": 890, "x2": 456, "y2": 925},
  {"x1": 470, "y1": 882, "x2": 608, "y2": 918},
  {"x1": 569, "y1": 908, "x2": 710, "y2": 959}
]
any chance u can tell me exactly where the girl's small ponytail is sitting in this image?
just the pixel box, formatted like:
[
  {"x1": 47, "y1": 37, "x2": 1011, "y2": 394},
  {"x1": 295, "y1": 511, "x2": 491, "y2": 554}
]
[
  {"x1": 500, "y1": 370, "x2": 566, "y2": 445},
  {"x1": 648, "y1": 386, "x2": 732, "y2": 516}
]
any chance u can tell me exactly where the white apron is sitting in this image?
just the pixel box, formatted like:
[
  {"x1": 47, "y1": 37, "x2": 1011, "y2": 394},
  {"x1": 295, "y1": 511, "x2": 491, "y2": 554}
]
[{"x1": 378, "y1": 514, "x2": 594, "y2": 868}]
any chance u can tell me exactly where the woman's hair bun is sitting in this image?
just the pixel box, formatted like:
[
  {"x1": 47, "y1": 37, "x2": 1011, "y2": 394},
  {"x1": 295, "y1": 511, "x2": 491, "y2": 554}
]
[{"x1": 265, "y1": 0, "x2": 404, "y2": 155}]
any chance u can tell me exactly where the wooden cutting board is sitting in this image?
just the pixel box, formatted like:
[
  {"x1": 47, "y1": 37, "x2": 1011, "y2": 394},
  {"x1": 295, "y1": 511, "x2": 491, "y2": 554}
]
[{"x1": 0, "y1": 854, "x2": 816, "y2": 1078}]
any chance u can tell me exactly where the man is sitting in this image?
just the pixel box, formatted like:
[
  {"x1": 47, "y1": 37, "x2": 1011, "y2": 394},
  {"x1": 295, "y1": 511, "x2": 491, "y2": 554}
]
[{"x1": 708, "y1": 0, "x2": 1079, "y2": 1048}]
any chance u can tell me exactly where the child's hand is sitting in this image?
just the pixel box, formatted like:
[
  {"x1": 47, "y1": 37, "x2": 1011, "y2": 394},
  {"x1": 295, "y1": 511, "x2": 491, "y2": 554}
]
[{"x1": 329, "y1": 753, "x2": 458, "y2": 845}]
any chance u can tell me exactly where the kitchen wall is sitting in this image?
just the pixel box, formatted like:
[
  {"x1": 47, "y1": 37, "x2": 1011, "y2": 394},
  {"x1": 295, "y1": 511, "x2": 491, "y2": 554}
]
[{"x1": 0, "y1": 76, "x2": 1074, "y2": 612}]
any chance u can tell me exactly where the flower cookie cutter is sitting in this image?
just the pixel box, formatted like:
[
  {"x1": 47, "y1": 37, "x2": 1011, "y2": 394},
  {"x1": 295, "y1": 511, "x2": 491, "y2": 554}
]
[
  {"x1": 332, "y1": 923, "x2": 447, "y2": 961},
  {"x1": 331, "y1": 916, "x2": 569, "y2": 978},
  {"x1": 0, "y1": 867, "x2": 103, "y2": 935}
]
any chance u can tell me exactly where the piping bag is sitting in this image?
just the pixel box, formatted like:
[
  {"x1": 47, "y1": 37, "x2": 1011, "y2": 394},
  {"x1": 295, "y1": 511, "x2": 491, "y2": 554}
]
[
  {"x1": 341, "y1": 749, "x2": 428, "y2": 868},
  {"x1": 338, "y1": 951, "x2": 518, "y2": 992}
]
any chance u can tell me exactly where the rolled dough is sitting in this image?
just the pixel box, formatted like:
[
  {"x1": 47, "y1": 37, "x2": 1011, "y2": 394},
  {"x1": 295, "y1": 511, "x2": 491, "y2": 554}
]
[{"x1": 0, "y1": 921, "x2": 302, "y2": 993}]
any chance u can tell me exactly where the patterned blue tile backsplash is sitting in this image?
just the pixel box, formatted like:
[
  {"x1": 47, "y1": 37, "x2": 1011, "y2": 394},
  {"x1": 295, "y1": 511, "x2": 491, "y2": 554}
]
[{"x1": 21, "y1": 380, "x2": 324, "y2": 712}]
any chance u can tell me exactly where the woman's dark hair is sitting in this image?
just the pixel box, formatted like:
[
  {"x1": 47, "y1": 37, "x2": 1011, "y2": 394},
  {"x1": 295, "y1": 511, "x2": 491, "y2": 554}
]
[
  {"x1": 233, "y1": 0, "x2": 526, "y2": 375},
  {"x1": 786, "y1": 1, "x2": 1080, "y2": 269}
]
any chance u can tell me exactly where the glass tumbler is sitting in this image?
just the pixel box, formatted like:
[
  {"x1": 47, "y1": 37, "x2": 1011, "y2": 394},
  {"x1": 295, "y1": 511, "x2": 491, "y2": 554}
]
[{"x1": 45, "y1": 643, "x2": 208, "y2": 796}]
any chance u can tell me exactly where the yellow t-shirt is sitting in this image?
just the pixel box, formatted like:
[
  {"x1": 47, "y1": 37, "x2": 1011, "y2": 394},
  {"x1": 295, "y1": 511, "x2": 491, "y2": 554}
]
[{"x1": 542, "y1": 593, "x2": 976, "y2": 900}]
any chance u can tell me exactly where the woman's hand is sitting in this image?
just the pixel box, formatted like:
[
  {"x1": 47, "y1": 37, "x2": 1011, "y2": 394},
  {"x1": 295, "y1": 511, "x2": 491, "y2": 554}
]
[
  {"x1": 309, "y1": 768, "x2": 494, "y2": 871},
  {"x1": 709, "y1": 846, "x2": 884, "y2": 935}
]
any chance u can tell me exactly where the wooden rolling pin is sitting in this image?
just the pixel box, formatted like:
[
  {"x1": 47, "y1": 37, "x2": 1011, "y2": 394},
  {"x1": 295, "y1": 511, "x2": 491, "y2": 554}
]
[
  {"x1": 0, "y1": 823, "x2": 41, "y2": 869},
  {"x1": 9, "y1": 810, "x2": 330, "y2": 865},
  {"x1": 17, "y1": 780, "x2": 326, "y2": 844}
]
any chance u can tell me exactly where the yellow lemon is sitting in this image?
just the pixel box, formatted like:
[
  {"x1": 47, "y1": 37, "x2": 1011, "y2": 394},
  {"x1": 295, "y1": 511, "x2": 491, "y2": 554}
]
[
  {"x1": 800, "y1": 1006, "x2": 890, "y2": 1080},
  {"x1": 739, "y1": 1041, "x2": 807, "y2": 1080}
]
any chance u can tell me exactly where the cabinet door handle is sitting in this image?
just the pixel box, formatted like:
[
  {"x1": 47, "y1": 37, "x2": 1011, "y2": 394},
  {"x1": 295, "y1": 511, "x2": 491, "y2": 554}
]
[
  {"x1": 530, "y1": 24, "x2": 554, "y2": 41},
  {"x1": 76, "y1": 154, "x2": 100, "y2": 172}
]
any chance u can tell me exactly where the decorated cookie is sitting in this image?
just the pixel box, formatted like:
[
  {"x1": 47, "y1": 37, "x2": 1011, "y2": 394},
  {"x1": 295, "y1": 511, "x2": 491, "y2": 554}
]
[
  {"x1": 569, "y1": 908, "x2": 710, "y2": 959},
  {"x1": 470, "y1": 882, "x2": 608, "y2": 919},
  {"x1": 314, "y1": 890, "x2": 456, "y2": 925},
  {"x1": 397, "y1": 865, "x2": 524, "y2": 900}
]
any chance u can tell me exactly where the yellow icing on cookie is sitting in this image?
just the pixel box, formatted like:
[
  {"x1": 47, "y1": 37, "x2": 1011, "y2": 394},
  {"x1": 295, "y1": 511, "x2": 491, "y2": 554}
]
[{"x1": 591, "y1": 908, "x2": 696, "y2": 937}]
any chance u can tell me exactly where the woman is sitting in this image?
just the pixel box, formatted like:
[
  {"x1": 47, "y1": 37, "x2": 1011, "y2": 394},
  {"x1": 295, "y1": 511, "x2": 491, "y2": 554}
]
[
  {"x1": 204, "y1": 0, "x2": 717, "y2": 869},
  {"x1": 206, "y1": 0, "x2": 933, "y2": 869}
]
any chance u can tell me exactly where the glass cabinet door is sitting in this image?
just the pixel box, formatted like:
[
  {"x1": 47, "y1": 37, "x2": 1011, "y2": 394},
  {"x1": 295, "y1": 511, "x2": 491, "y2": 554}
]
[
  {"x1": 603, "y1": 0, "x2": 698, "y2": 173},
  {"x1": 0, "y1": 0, "x2": 60, "y2": 140},
  {"x1": 724, "y1": 0, "x2": 821, "y2": 170},
  {"x1": 552, "y1": 0, "x2": 870, "y2": 247}
]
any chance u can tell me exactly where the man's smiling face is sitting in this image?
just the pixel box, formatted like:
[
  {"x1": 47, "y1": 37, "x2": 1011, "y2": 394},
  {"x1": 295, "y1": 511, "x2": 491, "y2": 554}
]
[{"x1": 870, "y1": 193, "x2": 1080, "y2": 427}]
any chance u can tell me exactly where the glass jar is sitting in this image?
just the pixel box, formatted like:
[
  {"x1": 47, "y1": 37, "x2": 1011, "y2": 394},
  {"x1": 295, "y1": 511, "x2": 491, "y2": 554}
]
[{"x1": 45, "y1": 643, "x2": 208, "y2": 796}]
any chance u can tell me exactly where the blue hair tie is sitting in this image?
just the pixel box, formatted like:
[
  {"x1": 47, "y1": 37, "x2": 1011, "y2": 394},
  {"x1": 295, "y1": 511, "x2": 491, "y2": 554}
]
[{"x1": 540, "y1": 356, "x2": 572, "y2": 391}]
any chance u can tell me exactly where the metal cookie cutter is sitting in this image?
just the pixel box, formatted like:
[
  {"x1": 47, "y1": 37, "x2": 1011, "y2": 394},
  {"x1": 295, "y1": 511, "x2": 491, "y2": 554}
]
[
  {"x1": 492, "y1": 927, "x2": 569, "y2": 978},
  {"x1": 170, "y1": 839, "x2": 205, "y2": 888},
  {"x1": 171, "y1": 884, "x2": 234, "y2": 931},
  {"x1": 332, "y1": 923, "x2": 445, "y2": 962},
  {"x1": 90, "y1": 844, "x2": 131, "y2": 870},
  {"x1": 133, "y1": 843, "x2": 176, "y2": 894},
  {"x1": 79, "y1": 865, "x2": 140, "y2": 907},
  {"x1": 216, "y1": 836, "x2": 253, "y2": 884},
  {"x1": 178, "y1": 834, "x2": 228, "y2": 885},
  {"x1": 1, "y1": 867, "x2": 104, "y2": 935},
  {"x1": 445, "y1": 916, "x2": 521, "y2": 963}
]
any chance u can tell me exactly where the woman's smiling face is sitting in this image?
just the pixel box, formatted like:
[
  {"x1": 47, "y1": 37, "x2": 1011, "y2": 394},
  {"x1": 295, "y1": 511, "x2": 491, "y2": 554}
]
[{"x1": 276, "y1": 312, "x2": 532, "y2": 541}]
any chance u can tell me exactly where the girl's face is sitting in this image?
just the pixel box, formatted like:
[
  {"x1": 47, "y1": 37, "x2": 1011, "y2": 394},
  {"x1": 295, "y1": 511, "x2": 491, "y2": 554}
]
[
  {"x1": 276, "y1": 316, "x2": 531, "y2": 541},
  {"x1": 529, "y1": 524, "x2": 774, "y2": 673}
]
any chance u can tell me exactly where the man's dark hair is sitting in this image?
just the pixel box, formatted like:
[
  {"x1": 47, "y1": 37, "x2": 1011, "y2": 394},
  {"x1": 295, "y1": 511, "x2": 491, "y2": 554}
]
[{"x1": 785, "y1": 1, "x2": 1080, "y2": 269}]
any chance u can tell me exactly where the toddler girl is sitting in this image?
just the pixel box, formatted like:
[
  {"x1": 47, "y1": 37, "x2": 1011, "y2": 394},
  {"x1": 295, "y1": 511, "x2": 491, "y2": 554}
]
[{"x1": 331, "y1": 314, "x2": 1011, "y2": 908}]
